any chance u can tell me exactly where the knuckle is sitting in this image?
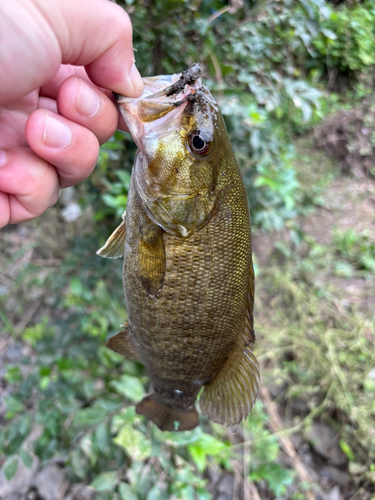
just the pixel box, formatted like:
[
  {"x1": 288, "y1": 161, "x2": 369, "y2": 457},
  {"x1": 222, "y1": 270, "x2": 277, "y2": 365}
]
[{"x1": 111, "y1": 4, "x2": 132, "y2": 35}]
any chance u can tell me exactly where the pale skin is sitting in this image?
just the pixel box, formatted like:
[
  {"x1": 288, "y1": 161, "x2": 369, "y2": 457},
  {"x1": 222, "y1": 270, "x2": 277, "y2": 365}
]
[{"x1": 0, "y1": 0, "x2": 144, "y2": 228}]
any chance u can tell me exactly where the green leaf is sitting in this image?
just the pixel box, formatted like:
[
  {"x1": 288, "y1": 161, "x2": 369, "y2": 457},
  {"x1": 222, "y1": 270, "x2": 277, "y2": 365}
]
[
  {"x1": 90, "y1": 471, "x2": 118, "y2": 491},
  {"x1": 95, "y1": 423, "x2": 110, "y2": 455},
  {"x1": 187, "y1": 433, "x2": 228, "y2": 472},
  {"x1": 5, "y1": 396, "x2": 24, "y2": 415},
  {"x1": 102, "y1": 140, "x2": 124, "y2": 151},
  {"x1": 179, "y1": 485, "x2": 195, "y2": 500},
  {"x1": 339, "y1": 439, "x2": 355, "y2": 461},
  {"x1": 250, "y1": 463, "x2": 294, "y2": 496},
  {"x1": 113, "y1": 425, "x2": 152, "y2": 460},
  {"x1": 188, "y1": 445, "x2": 206, "y2": 472},
  {"x1": 109, "y1": 375, "x2": 145, "y2": 402},
  {"x1": 102, "y1": 194, "x2": 127, "y2": 209},
  {"x1": 18, "y1": 414, "x2": 32, "y2": 437},
  {"x1": 95, "y1": 396, "x2": 124, "y2": 413},
  {"x1": 321, "y1": 28, "x2": 337, "y2": 40},
  {"x1": 116, "y1": 170, "x2": 131, "y2": 188},
  {"x1": 196, "y1": 488, "x2": 213, "y2": 500},
  {"x1": 118, "y1": 482, "x2": 139, "y2": 500},
  {"x1": 70, "y1": 277, "x2": 83, "y2": 296},
  {"x1": 80, "y1": 435, "x2": 98, "y2": 467},
  {"x1": 70, "y1": 449, "x2": 88, "y2": 480},
  {"x1": 146, "y1": 483, "x2": 168, "y2": 500},
  {"x1": 20, "y1": 448, "x2": 34, "y2": 468},
  {"x1": 96, "y1": 398, "x2": 122, "y2": 412},
  {"x1": 3, "y1": 455, "x2": 18, "y2": 481},
  {"x1": 154, "y1": 427, "x2": 202, "y2": 447},
  {"x1": 4, "y1": 365, "x2": 22, "y2": 383},
  {"x1": 74, "y1": 407, "x2": 108, "y2": 427},
  {"x1": 111, "y1": 407, "x2": 139, "y2": 433},
  {"x1": 39, "y1": 376, "x2": 51, "y2": 391}
]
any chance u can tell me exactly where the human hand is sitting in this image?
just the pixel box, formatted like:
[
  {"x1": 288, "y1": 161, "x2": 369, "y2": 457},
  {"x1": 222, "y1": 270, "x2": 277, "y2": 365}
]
[{"x1": 0, "y1": 0, "x2": 143, "y2": 228}]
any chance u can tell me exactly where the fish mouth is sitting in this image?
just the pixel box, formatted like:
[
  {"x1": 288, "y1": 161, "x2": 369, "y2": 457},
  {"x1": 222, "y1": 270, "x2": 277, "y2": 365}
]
[
  {"x1": 114, "y1": 65, "x2": 206, "y2": 150},
  {"x1": 144, "y1": 63, "x2": 201, "y2": 99},
  {"x1": 115, "y1": 64, "x2": 217, "y2": 126},
  {"x1": 114, "y1": 63, "x2": 201, "y2": 104},
  {"x1": 115, "y1": 64, "x2": 218, "y2": 153}
]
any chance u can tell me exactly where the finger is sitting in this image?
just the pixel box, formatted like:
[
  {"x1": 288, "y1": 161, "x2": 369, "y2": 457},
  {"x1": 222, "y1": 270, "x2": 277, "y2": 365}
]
[
  {"x1": 0, "y1": 147, "x2": 59, "y2": 227},
  {"x1": 40, "y1": 65, "x2": 90, "y2": 99},
  {"x1": 0, "y1": 92, "x2": 38, "y2": 149},
  {"x1": 40, "y1": 65, "x2": 115, "y2": 106},
  {"x1": 40, "y1": 67, "x2": 128, "y2": 132},
  {"x1": 0, "y1": 0, "x2": 143, "y2": 107},
  {"x1": 26, "y1": 109, "x2": 99, "y2": 188},
  {"x1": 56, "y1": 76, "x2": 119, "y2": 144},
  {"x1": 38, "y1": 97, "x2": 58, "y2": 114}
]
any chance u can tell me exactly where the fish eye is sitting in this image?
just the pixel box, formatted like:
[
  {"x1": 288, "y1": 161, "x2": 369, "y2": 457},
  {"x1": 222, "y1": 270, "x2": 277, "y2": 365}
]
[{"x1": 189, "y1": 130, "x2": 212, "y2": 156}]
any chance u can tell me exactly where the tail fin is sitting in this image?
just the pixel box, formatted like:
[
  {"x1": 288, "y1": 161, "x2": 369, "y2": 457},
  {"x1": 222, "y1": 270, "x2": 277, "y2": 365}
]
[{"x1": 136, "y1": 394, "x2": 199, "y2": 432}]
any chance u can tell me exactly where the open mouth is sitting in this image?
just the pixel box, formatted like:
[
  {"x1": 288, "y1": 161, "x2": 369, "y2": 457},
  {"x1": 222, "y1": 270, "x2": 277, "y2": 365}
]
[
  {"x1": 115, "y1": 64, "x2": 203, "y2": 124},
  {"x1": 145, "y1": 63, "x2": 201, "y2": 99}
]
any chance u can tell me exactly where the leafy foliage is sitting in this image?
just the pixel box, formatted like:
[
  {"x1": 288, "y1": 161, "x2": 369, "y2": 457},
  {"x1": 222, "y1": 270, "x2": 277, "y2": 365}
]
[
  {"x1": 313, "y1": 0, "x2": 375, "y2": 72},
  {"x1": 0, "y1": 225, "x2": 295, "y2": 497},
  {"x1": 85, "y1": 0, "x2": 375, "y2": 230},
  {"x1": 333, "y1": 229, "x2": 375, "y2": 274},
  {"x1": 2, "y1": 0, "x2": 375, "y2": 497},
  {"x1": 88, "y1": 0, "x2": 333, "y2": 230}
]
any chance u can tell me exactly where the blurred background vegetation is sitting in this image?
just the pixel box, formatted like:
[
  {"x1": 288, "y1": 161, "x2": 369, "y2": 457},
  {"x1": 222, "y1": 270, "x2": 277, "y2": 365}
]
[{"x1": 1, "y1": 0, "x2": 375, "y2": 499}]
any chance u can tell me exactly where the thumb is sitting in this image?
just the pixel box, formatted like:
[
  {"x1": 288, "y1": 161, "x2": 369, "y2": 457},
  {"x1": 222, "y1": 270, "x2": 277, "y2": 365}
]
[{"x1": 0, "y1": 0, "x2": 143, "y2": 107}]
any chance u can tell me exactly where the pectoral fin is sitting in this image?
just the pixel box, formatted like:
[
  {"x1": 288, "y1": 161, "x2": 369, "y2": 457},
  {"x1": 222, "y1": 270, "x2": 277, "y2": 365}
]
[
  {"x1": 137, "y1": 220, "x2": 165, "y2": 297},
  {"x1": 106, "y1": 324, "x2": 140, "y2": 361},
  {"x1": 199, "y1": 330, "x2": 260, "y2": 426},
  {"x1": 97, "y1": 214, "x2": 126, "y2": 259}
]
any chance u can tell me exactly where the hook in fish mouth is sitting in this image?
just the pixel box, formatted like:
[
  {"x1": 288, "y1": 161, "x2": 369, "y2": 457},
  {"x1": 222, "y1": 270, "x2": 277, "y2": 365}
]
[
  {"x1": 113, "y1": 63, "x2": 202, "y2": 103},
  {"x1": 146, "y1": 63, "x2": 201, "y2": 98}
]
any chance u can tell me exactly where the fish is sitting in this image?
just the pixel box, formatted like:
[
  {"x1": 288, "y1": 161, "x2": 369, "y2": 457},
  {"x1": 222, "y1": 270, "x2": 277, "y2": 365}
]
[{"x1": 97, "y1": 64, "x2": 259, "y2": 431}]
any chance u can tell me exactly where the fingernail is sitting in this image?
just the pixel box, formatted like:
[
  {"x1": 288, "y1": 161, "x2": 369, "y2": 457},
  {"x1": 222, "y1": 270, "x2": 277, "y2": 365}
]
[
  {"x1": 130, "y1": 63, "x2": 143, "y2": 93},
  {"x1": 0, "y1": 150, "x2": 7, "y2": 167},
  {"x1": 44, "y1": 114, "x2": 72, "y2": 149},
  {"x1": 76, "y1": 82, "x2": 101, "y2": 117}
]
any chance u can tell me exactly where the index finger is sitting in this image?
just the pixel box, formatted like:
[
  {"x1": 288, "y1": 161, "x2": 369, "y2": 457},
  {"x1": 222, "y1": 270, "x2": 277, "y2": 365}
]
[
  {"x1": 0, "y1": 0, "x2": 143, "y2": 106},
  {"x1": 39, "y1": 66, "x2": 129, "y2": 133}
]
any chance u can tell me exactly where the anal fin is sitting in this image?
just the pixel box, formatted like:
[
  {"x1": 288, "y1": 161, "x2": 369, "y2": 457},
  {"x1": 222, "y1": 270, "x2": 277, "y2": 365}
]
[
  {"x1": 199, "y1": 331, "x2": 260, "y2": 426},
  {"x1": 106, "y1": 324, "x2": 140, "y2": 361}
]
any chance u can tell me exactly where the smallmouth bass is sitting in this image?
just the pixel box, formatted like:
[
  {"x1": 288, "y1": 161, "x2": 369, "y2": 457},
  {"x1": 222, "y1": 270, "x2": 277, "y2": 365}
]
[{"x1": 98, "y1": 64, "x2": 259, "y2": 431}]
